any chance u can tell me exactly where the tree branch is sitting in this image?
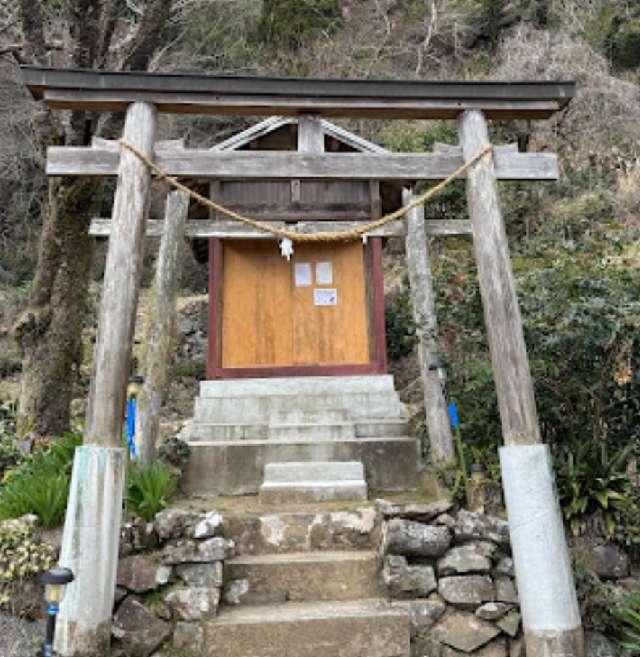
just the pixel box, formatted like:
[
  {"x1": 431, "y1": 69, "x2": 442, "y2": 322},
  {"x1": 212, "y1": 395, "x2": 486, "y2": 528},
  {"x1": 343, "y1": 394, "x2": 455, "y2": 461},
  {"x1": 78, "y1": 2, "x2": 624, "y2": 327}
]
[{"x1": 121, "y1": 0, "x2": 172, "y2": 71}]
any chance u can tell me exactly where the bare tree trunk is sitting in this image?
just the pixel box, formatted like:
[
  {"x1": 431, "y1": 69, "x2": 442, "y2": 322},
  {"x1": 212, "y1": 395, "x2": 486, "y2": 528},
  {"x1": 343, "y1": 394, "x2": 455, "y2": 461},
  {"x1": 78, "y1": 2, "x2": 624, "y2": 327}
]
[
  {"x1": 136, "y1": 190, "x2": 189, "y2": 464},
  {"x1": 15, "y1": 177, "x2": 100, "y2": 437}
]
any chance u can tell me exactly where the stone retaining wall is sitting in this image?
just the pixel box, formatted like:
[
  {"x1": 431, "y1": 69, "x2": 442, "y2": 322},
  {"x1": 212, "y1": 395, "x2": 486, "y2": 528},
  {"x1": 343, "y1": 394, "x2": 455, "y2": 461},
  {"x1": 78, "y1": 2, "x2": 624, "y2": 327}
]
[{"x1": 376, "y1": 500, "x2": 523, "y2": 657}]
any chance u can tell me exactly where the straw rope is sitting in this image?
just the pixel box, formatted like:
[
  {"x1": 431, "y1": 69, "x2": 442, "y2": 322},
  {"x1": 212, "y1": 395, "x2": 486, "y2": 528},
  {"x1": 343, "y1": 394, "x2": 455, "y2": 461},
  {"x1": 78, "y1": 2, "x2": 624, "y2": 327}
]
[{"x1": 119, "y1": 139, "x2": 492, "y2": 242}]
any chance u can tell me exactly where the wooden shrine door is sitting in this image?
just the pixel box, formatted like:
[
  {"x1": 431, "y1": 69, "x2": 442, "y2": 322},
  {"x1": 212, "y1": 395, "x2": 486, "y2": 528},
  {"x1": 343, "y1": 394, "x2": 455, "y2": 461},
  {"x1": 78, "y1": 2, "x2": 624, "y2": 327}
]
[
  {"x1": 207, "y1": 238, "x2": 387, "y2": 378},
  {"x1": 221, "y1": 238, "x2": 369, "y2": 367}
]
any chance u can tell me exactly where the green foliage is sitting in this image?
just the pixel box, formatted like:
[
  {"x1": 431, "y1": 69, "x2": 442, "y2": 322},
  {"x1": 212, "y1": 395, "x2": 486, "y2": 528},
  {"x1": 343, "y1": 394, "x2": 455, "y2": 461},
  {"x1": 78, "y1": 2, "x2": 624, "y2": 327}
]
[
  {"x1": 256, "y1": 0, "x2": 343, "y2": 51},
  {"x1": 0, "y1": 522, "x2": 55, "y2": 607},
  {"x1": 158, "y1": 435, "x2": 191, "y2": 470},
  {"x1": 554, "y1": 438, "x2": 636, "y2": 538},
  {"x1": 125, "y1": 462, "x2": 178, "y2": 522},
  {"x1": 0, "y1": 433, "x2": 81, "y2": 528},
  {"x1": 0, "y1": 401, "x2": 22, "y2": 480},
  {"x1": 384, "y1": 285, "x2": 416, "y2": 361},
  {"x1": 616, "y1": 595, "x2": 640, "y2": 653},
  {"x1": 574, "y1": 565, "x2": 628, "y2": 636}
]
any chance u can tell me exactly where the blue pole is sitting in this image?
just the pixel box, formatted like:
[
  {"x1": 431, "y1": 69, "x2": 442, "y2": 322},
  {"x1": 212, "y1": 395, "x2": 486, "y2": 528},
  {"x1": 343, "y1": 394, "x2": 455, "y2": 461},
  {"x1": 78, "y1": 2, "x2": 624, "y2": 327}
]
[
  {"x1": 44, "y1": 602, "x2": 58, "y2": 657},
  {"x1": 125, "y1": 397, "x2": 137, "y2": 458}
]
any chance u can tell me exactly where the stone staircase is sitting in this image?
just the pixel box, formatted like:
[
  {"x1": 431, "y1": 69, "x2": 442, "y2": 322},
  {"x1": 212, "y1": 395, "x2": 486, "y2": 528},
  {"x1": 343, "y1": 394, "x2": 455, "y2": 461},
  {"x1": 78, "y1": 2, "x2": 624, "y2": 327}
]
[
  {"x1": 202, "y1": 506, "x2": 410, "y2": 657},
  {"x1": 182, "y1": 375, "x2": 419, "y2": 496}
]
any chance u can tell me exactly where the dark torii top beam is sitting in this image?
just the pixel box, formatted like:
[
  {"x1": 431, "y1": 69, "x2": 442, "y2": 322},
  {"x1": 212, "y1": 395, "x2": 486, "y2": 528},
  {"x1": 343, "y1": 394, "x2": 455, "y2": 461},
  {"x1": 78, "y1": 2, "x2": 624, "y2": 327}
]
[{"x1": 20, "y1": 66, "x2": 574, "y2": 120}]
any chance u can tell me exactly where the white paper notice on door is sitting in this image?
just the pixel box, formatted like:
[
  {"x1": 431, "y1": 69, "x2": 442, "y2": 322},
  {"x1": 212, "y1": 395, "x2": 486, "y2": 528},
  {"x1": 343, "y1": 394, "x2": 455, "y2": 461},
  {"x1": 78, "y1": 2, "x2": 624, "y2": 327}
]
[
  {"x1": 316, "y1": 261, "x2": 333, "y2": 285},
  {"x1": 313, "y1": 288, "x2": 338, "y2": 306},
  {"x1": 294, "y1": 262, "x2": 312, "y2": 287}
]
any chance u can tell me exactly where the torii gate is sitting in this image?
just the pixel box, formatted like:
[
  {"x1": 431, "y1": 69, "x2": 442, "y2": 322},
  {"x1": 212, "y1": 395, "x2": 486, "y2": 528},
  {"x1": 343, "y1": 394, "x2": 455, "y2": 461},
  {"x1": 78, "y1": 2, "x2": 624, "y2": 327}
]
[{"x1": 21, "y1": 66, "x2": 582, "y2": 657}]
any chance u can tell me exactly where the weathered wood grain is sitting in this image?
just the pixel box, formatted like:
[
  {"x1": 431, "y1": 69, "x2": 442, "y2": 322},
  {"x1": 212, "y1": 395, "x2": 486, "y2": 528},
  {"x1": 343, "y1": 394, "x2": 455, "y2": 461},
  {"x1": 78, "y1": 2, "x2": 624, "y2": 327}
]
[
  {"x1": 47, "y1": 147, "x2": 559, "y2": 180},
  {"x1": 84, "y1": 102, "x2": 157, "y2": 447},
  {"x1": 136, "y1": 190, "x2": 188, "y2": 465},
  {"x1": 458, "y1": 109, "x2": 541, "y2": 446},
  {"x1": 404, "y1": 189, "x2": 455, "y2": 464},
  {"x1": 89, "y1": 218, "x2": 473, "y2": 239}
]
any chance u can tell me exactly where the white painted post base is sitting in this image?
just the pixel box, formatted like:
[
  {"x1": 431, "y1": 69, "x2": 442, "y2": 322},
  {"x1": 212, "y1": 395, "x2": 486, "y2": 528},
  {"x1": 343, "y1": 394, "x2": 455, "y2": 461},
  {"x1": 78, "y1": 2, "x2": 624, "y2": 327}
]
[
  {"x1": 55, "y1": 445, "x2": 126, "y2": 657},
  {"x1": 500, "y1": 445, "x2": 584, "y2": 657}
]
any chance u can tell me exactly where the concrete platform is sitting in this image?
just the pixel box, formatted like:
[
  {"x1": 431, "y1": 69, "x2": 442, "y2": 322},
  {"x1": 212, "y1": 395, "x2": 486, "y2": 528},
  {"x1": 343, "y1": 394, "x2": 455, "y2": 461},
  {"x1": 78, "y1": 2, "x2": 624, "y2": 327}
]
[
  {"x1": 183, "y1": 437, "x2": 419, "y2": 496},
  {"x1": 225, "y1": 551, "x2": 382, "y2": 604},
  {"x1": 203, "y1": 599, "x2": 410, "y2": 657}
]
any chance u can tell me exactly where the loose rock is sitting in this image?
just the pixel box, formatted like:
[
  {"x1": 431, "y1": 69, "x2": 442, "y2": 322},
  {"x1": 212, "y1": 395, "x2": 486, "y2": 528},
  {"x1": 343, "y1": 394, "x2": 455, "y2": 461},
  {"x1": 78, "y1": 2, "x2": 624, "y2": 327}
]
[
  {"x1": 475, "y1": 602, "x2": 513, "y2": 621},
  {"x1": 165, "y1": 587, "x2": 221, "y2": 621},
  {"x1": 438, "y1": 575, "x2": 495, "y2": 608},
  {"x1": 442, "y1": 638, "x2": 507, "y2": 656},
  {"x1": 375, "y1": 499, "x2": 452, "y2": 521},
  {"x1": 382, "y1": 555, "x2": 437, "y2": 597},
  {"x1": 432, "y1": 610, "x2": 501, "y2": 652},
  {"x1": 112, "y1": 598, "x2": 171, "y2": 657},
  {"x1": 173, "y1": 621, "x2": 205, "y2": 653},
  {"x1": 585, "y1": 631, "x2": 618, "y2": 657},
  {"x1": 495, "y1": 576, "x2": 518, "y2": 604},
  {"x1": 437, "y1": 543, "x2": 493, "y2": 575},
  {"x1": 454, "y1": 510, "x2": 510, "y2": 545},
  {"x1": 496, "y1": 609, "x2": 521, "y2": 637},
  {"x1": 176, "y1": 562, "x2": 223, "y2": 588},
  {"x1": 392, "y1": 598, "x2": 446, "y2": 636},
  {"x1": 192, "y1": 511, "x2": 224, "y2": 539},
  {"x1": 509, "y1": 637, "x2": 525, "y2": 657},
  {"x1": 384, "y1": 519, "x2": 451, "y2": 557},
  {"x1": 154, "y1": 509, "x2": 201, "y2": 541},
  {"x1": 588, "y1": 544, "x2": 630, "y2": 580},
  {"x1": 494, "y1": 556, "x2": 514, "y2": 577},
  {"x1": 117, "y1": 555, "x2": 171, "y2": 593}
]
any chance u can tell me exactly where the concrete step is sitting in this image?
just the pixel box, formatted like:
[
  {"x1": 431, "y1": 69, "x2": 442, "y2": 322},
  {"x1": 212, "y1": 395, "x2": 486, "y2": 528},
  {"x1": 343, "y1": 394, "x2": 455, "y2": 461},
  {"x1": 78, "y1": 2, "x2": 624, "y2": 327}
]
[
  {"x1": 203, "y1": 599, "x2": 410, "y2": 657},
  {"x1": 225, "y1": 551, "x2": 381, "y2": 604},
  {"x1": 199, "y1": 375, "x2": 398, "y2": 398},
  {"x1": 355, "y1": 419, "x2": 408, "y2": 438},
  {"x1": 183, "y1": 437, "x2": 419, "y2": 496},
  {"x1": 192, "y1": 393, "x2": 406, "y2": 423},
  {"x1": 269, "y1": 409, "x2": 349, "y2": 423},
  {"x1": 269, "y1": 422, "x2": 356, "y2": 441},
  {"x1": 224, "y1": 507, "x2": 380, "y2": 556},
  {"x1": 260, "y1": 461, "x2": 367, "y2": 504}
]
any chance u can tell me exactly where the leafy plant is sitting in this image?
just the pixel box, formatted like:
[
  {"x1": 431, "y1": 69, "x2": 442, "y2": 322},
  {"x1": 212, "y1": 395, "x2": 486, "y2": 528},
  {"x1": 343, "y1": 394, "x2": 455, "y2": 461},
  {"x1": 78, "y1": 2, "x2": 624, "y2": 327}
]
[
  {"x1": 125, "y1": 462, "x2": 178, "y2": 522},
  {"x1": 385, "y1": 285, "x2": 417, "y2": 361},
  {"x1": 554, "y1": 438, "x2": 636, "y2": 537},
  {"x1": 616, "y1": 595, "x2": 640, "y2": 654},
  {"x1": 158, "y1": 435, "x2": 191, "y2": 469}
]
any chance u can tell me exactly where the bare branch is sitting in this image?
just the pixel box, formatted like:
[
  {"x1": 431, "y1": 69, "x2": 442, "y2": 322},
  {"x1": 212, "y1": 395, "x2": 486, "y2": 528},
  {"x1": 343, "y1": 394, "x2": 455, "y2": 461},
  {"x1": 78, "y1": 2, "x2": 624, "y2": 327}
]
[{"x1": 121, "y1": 0, "x2": 172, "y2": 71}]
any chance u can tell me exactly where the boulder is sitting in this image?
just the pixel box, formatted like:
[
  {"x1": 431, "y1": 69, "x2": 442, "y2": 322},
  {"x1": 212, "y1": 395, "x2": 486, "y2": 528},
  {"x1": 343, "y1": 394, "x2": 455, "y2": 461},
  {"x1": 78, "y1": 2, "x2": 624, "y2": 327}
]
[
  {"x1": 509, "y1": 637, "x2": 525, "y2": 657},
  {"x1": 588, "y1": 544, "x2": 630, "y2": 580},
  {"x1": 192, "y1": 511, "x2": 223, "y2": 539},
  {"x1": 432, "y1": 610, "x2": 501, "y2": 652},
  {"x1": 165, "y1": 587, "x2": 220, "y2": 621},
  {"x1": 382, "y1": 555, "x2": 437, "y2": 597},
  {"x1": 223, "y1": 579, "x2": 250, "y2": 605},
  {"x1": 585, "y1": 631, "x2": 618, "y2": 657},
  {"x1": 375, "y1": 499, "x2": 453, "y2": 521},
  {"x1": 475, "y1": 602, "x2": 513, "y2": 621},
  {"x1": 383, "y1": 519, "x2": 451, "y2": 558},
  {"x1": 392, "y1": 598, "x2": 446, "y2": 637},
  {"x1": 162, "y1": 537, "x2": 235, "y2": 564},
  {"x1": 154, "y1": 509, "x2": 201, "y2": 541},
  {"x1": 495, "y1": 576, "x2": 518, "y2": 604},
  {"x1": 496, "y1": 610, "x2": 521, "y2": 637},
  {"x1": 494, "y1": 556, "x2": 514, "y2": 577},
  {"x1": 438, "y1": 575, "x2": 496, "y2": 608},
  {"x1": 454, "y1": 510, "x2": 510, "y2": 545},
  {"x1": 117, "y1": 555, "x2": 172, "y2": 593},
  {"x1": 437, "y1": 543, "x2": 494, "y2": 575},
  {"x1": 434, "y1": 513, "x2": 456, "y2": 528},
  {"x1": 112, "y1": 598, "x2": 171, "y2": 657},
  {"x1": 176, "y1": 562, "x2": 223, "y2": 588}
]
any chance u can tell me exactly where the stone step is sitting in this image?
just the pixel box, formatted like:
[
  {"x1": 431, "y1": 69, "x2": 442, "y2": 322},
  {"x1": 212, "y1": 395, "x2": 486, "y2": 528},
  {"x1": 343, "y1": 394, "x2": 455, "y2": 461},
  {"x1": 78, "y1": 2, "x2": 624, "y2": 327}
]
[
  {"x1": 183, "y1": 437, "x2": 419, "y2": 496},
  {"x1": 223, "y1": 507, "x2": 380, "y2": 556},
  {"x1": 225, "y1": 551, "x2": 381, "y2": 604},
  {"x1": 203, "y1": 599, "x2": 410, "y2": 657},
  {"x1": 199, "y1": 375, "x2": 398, "y2": 398},
  {"x1": 192, "y1": 393, "x2": 406, "y2": 423},
  {"x1": 269, "y1": 422, "x2": 356, "y2": 441},
  {"x1": 264, "y1": 461, "x2": 365, "y2": 483}
]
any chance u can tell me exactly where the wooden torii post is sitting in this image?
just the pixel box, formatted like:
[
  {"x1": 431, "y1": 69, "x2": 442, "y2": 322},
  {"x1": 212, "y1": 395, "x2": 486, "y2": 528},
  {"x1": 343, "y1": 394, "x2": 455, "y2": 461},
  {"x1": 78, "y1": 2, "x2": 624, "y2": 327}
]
[{"x1": 21, "y1": 67, "x2": 582, "y2": 657}]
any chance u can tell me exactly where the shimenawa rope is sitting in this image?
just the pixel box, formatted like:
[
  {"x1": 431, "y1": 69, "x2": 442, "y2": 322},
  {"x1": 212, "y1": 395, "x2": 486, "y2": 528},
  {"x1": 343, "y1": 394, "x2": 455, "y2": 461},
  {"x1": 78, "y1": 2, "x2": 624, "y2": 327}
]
[{"x1": 119, "y1": 139, "x2": 492, "y2": 243}]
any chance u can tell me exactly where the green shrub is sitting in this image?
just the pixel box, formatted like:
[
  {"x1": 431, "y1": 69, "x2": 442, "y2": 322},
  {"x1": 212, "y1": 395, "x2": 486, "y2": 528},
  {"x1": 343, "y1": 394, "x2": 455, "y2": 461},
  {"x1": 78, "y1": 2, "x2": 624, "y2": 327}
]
[
  {"x1": 616, "y1": 595, "x2": 640, "y2": 654},
  {"x1": 0, "y1": 432, "x2": 81, "y2": 528},
  {"x1": 126, "y1": 462, "x2": 178, "y2": 522},
  {"x1": 385, "y1": 286, "x2": 417, "y2": 361}
]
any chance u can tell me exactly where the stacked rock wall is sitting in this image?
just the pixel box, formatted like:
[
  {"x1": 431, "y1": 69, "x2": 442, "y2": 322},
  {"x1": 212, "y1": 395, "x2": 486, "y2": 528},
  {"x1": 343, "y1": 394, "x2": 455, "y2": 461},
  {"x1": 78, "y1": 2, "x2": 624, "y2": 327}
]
[
  {"x1": 377, "y1": 500, "x2": 524, "y2": 657},
  {"x1": 114, "y1": 508, "x2": 234, "y2": 657}
]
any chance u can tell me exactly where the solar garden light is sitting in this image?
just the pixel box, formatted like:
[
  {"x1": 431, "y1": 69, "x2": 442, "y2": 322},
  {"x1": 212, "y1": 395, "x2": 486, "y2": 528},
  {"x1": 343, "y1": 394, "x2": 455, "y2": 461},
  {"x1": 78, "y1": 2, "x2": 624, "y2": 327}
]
[
  {"x1": 127, "y1": 374, "x2": 145, "y2": 399},
  {"x1": 40, "y1": 567, "x2": 74, "y2": 657}
]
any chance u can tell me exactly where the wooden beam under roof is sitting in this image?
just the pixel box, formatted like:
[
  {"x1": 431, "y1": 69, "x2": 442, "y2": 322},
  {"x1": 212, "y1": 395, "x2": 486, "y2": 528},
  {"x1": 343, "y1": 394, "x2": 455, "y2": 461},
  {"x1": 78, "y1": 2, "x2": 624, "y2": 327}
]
[
  {"x1": 47, "y1": 144, "x2": 559, "y2": 180},
  {"x1": 89, "y1": 218, "x2": 474, "y2": 239},
  {"x1": 21, "y1": 66, "x2": 575, "y2": 120}
]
